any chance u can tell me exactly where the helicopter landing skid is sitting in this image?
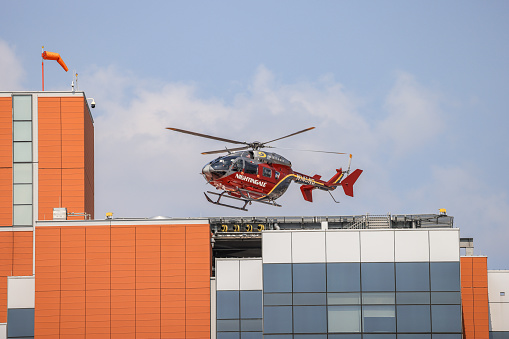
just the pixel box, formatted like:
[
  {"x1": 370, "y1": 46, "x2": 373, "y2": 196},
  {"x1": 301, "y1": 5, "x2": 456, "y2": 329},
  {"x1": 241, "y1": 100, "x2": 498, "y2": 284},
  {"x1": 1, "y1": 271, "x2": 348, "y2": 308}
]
[{"x1": 204, "y1": 191, "x2": 281, "y2": 211}]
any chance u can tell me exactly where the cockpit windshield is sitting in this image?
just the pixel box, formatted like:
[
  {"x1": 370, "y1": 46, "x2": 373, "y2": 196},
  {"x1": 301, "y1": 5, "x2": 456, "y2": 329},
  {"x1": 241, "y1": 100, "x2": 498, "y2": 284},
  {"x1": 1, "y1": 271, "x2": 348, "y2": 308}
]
[{"x1": 210, "y1": 156, "x2": 237, "y2": 171}]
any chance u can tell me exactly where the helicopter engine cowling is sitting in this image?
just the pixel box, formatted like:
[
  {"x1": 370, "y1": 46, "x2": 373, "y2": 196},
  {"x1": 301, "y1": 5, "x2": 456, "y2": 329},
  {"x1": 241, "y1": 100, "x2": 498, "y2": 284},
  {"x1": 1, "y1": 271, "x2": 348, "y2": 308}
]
[{"x1": 253, "y1": 151, "x2": 292, "y2": 167}]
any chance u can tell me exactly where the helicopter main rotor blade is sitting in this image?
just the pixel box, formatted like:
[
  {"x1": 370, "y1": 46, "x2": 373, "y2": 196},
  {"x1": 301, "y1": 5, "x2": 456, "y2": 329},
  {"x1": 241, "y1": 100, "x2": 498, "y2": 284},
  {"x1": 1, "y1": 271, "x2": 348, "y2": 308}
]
[
  {"x1": 166, "y1": 127, "x2": 247, "y2": 145},
  {"x1": 271, "y1": 146, "x2": 348, "y2": 155},
  {"x1": 201, "y1": 146, "x2": 250, "y2": 155},
  {"x1": 263, "y1": 127, "x2": 316, "y2": 145}
]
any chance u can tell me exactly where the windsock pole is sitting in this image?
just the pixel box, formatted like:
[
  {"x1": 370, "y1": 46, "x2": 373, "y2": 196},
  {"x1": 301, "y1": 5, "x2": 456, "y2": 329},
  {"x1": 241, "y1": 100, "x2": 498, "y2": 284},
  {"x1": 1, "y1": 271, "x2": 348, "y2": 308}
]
[
  {"x1": 42, "y1": 46, "x2": 44, "y2": 91},
  {"x1": 41, "y1": 48, "x2": 68, "y2": 91}
]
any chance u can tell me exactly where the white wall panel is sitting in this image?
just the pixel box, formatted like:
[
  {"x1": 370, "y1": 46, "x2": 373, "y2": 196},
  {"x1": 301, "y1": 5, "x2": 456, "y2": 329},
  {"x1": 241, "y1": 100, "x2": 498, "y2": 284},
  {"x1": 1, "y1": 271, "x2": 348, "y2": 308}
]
[
  {"x1": 326, "y1": 231, "x2": 360, "y2": 262},
  {"x1": 429, "y1": 229, "x2": 459, "y2": 261},
  {"x1": 216, "y1": 260, "x2": 240, "y2": 290},
  {"x1": 262, "y1": 232, "x2": 292, "y2": 263},
  {"x1": 488, "y1": 271, "x2": 509, "y2": 303},
  {"x1": 240, "y1": 260, "x2": 263, "y2": 290},
  {"x1": 292, "y1": 231, "x2": 326, "y2": 263},
  {"x1": 0, "y1": 324, "x2": 5, "y2": 339},
  {"x1": 395, "y1": 231, "x2": 429, "y2": 262},
  {"x1": 7, "y1": 276, "x2": 35, "y2": 309},
  {"x1": 360, "y1": 230, "x2": 395, "y2": 262},
  {"x1": 488, "y1": 302, "x2": 509, "y2": 331},
  {"x1": 210, "y1": 278, "x2": 216, "y2": 338}
]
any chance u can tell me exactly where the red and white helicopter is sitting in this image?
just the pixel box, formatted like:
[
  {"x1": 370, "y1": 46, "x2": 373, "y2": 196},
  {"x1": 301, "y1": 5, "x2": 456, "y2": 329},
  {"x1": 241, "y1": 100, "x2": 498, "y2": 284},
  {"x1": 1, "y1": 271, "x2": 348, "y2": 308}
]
[{"x1": 167, "y1": 127, "x2": 363, "y2": 211}]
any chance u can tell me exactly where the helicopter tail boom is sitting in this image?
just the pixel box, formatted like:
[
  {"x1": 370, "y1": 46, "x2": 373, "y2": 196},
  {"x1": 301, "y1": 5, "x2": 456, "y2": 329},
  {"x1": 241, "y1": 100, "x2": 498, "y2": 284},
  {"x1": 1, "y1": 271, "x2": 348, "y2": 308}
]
[{"x1": 326, "y1": 169, "x2": 344, "y2": 187}]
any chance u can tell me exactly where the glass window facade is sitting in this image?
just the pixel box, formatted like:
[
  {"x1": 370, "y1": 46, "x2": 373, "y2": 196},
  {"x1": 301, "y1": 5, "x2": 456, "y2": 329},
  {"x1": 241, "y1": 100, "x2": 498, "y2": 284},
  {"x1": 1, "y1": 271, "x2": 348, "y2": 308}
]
[
  {"x1": 430, "y1": 262, "x2": 461, "y2": 291},
  {"x1": 327, "y1": 263, "x2": 361, "y2": 292},
  {"x1": 12, "y1": 95, "x2": 33, "y2": 227},
  {"x1": 293, "y1": 263, "x2": 326, "y2": 292},
  {"x1": 264, "y1": 264, "x2": 292, "y2": 293},
  {"x1": 217, "y1": 231, "x2": 462, "y2": 338},
  {"x1": 361, "y1": 263, "x2": 395, "y2": 292}
]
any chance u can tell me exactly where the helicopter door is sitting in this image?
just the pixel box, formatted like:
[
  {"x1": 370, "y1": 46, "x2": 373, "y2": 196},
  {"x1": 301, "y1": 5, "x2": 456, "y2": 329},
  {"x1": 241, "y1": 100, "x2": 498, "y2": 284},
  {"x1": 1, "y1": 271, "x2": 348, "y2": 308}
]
[
  {"x1": 243, "y1": 160, "x2": 258, "y2": 175},
  {"x1": 260, "y1": 165, "x2": 275, "y2": 183}
]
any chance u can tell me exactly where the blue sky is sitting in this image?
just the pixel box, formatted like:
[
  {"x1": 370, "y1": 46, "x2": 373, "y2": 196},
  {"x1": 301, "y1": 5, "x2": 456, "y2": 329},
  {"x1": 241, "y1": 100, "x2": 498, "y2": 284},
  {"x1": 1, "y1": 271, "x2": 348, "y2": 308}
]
[{"x1": 1, "y1": 1, "x2": 508, "y2": 268}]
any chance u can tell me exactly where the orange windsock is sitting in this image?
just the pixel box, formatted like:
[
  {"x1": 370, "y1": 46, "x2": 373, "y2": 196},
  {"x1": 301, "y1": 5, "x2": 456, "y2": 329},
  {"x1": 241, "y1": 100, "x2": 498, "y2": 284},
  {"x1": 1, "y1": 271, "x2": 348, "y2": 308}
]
[{"x1": 42, "y1": 51, "x2": 68, "y2": 72}]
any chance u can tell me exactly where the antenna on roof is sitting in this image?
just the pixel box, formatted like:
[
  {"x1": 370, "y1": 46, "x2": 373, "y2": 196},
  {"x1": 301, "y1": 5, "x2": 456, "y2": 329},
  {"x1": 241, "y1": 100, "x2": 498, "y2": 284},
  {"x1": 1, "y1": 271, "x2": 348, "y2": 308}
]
[{"x1": 71, "y1": 70, "x2": 78, "y2": 92}]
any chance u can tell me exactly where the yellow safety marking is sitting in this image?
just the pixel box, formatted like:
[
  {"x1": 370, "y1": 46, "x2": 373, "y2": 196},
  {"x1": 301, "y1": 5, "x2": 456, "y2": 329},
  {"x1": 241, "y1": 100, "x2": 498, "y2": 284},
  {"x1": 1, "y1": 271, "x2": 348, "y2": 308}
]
[{"x1": 254, "y1": 173, "x2": 331, "y2": 200}]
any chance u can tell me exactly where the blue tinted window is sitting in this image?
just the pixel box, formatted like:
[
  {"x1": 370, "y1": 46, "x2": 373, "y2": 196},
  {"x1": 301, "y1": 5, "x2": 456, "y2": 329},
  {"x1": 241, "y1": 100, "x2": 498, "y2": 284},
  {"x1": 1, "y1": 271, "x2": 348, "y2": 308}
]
[
  {"x1": 363, "y1": 335, "x2": 396, "y2": 339},
  {"x1": 328, "y1": 306, "x2": 361, "y2": 332},
  {"x1": 328, "y1": 293, "x2": 361, "y2": 305},
  {"x1": 240, "y1": 319, "x2": 263, "y2": 331},
  {"x1": 293, "y1": 263, "x2": 326, "y2": 292},
  {"x1": 327, "y1": 263, "x2": 361, "y2": 292},
  {"x1": 217, "y1": 332, "x2": 240, "y2": 339},
  {"x1": 240, "y1": 290, "x2": 262, "y2": 318},
  {"x1": 217, "y1": 319, "x2": 240, "y2": 331},
  {"x1": 432, "y1": 335, "x2": 462, "y2": 339},
  {"x1": 264, "y1": 264, "x2": 292, "y2": 293},
  {"x1": 362, "y1": 292, "x2": 395, "y2": 304},
  {"x1": 431, "y1": 305, "x2": 462, "y2": 332},
  {"x1": 362, "y1": 263, "x2": 395, "y2": 292},
  {"x1": 430, "y1": 262, "x2": 460, "y2": 291},
  {"x1": 398, "y1": 335, "x2": 431, "y2": 339},
  {"x1": 396, "y1": 262, "x2": 430, "y2": 291},
  {"x1": 7, "y1": 308, "x2": 34, "y2": 338},
  {"x1": 397, "y1": 305, "x2": 431, "y2": 333},
  {"x1": 396, "y1": 292, "x2": 430, "y2": 304},
  {"x1": 217, "y1": 291, "x2": 239, "y2": 319},
  {"x1": 241, "y1": 333, "x2": 263, "y2": 339},
  {"x1": 294, "y1": 335, "x2": 327, "y2": 339},
  {"x1": 264, "y1": 293, "x2": 292, "y2": 305},
  {"x1": 362, "y1": 305, "x2": 396, "y2": 332},
  {"x1": 293, "y1": 306, "x2": 327, "y2": 333},
  {"x1": 263, "y1": 336, "x2": 293, "y2": 339},
  {"x1": 431, "y1": 292, "x2": 461, "y2": 304},
  {"x1": 264, "y1": 306, "x2": 293, "y2": 334},
  {"x1": 328, "y1": 335, "x2": 362, "y2": 339},
  {"x1": 490, "y1": 333, "x2": 509, "y2": 339},
  {"x1": 293, "y1": 293, "x2": 326, "y2": 305}
]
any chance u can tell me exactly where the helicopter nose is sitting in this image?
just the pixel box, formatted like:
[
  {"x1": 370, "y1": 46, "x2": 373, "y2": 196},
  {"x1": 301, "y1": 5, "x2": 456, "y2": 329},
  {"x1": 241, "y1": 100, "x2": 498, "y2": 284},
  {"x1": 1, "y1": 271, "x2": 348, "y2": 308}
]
[{"x1": 202, "y1": 164, "x2": 213, "y2": 181}]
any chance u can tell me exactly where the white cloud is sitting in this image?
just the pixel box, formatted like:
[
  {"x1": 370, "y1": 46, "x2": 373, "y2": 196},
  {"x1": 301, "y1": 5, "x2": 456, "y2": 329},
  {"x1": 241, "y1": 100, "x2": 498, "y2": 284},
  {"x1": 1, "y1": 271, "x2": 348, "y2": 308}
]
[
  {"x1": 408, "y1": 165, "x2": 509, "y2": 269},
  {"x1": 1, "y1": 45, "x2": 507, "y2": 266},
  {"x1": 0, "y1": 40, "x2": 25, "y2": 90},
  {"x1": 77, "y1": 64, "x2": 509, "y2": 269},
  {"x1": 80, "y1": 65, "x2": 454, "y2": 218},
  {"x1": 377, "y1": 71, "x2": 444, "y2": 155}
]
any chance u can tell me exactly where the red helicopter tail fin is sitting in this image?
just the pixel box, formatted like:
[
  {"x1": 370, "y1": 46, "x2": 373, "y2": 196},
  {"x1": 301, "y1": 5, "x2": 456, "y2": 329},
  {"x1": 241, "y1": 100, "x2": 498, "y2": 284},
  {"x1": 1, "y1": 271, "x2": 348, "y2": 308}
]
[
  {"x1": 340, "y1": 169, "x2": 363, "y2": 197},
  {"x1": 300, "y1": 185, "x2": 314, "y2": 202}
]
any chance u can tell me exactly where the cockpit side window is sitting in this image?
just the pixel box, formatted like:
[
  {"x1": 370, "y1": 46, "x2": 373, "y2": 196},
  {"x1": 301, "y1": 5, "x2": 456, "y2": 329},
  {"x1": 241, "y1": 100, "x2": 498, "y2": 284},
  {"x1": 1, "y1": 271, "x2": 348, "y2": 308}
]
[
  {"x1": 262, "y1": 167, "x2": 272, "y2": 178},
  {"x1": 232, "y1": 159, "x2": 242, "y2": 172},
  {"x1": 211, "y1": 156, "x2": 236, "y2": 171},
  {"x1": 244, "y1": 161, "x2": 258, "y2": 175}
]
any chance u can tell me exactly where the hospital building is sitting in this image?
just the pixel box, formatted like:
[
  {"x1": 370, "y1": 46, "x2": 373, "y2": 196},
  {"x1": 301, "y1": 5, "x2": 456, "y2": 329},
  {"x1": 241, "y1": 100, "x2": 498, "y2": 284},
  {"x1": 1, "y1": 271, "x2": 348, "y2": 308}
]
[{"x1": 0, "y1": 91, "x2": 507, "y2": 338}]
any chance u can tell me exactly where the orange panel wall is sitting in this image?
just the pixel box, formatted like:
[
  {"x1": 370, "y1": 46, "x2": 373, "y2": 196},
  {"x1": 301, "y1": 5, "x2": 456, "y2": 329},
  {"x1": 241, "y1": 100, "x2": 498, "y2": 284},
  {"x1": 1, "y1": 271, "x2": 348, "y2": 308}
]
[
  {"x1": 84, "y1": 102, "x2": 94, "y2": 219},
  {"x1": 0, "y1": 231, "x2": 33, "y2": 323},
  {"x1": 185, "y1": 224, "x2": 212, "y2": 338},
  {"x1": 35, "y1": 223, "x2": 211, "y2": 338},
  {"x1": 161, "y1": 225, "x2": 186, "y2": 338},
  {"x1": 38, "y1": 97, "x2": 63, "y2": 220},
  {"x1": 38, "y1": 96, "x2": 94, "y2": 220},
  {"x1": 461, "y1": 256, "x2": 489, "y2": 339},
  {"x1": 0, "y1": 97, "x2": 12, "y2": 226}
]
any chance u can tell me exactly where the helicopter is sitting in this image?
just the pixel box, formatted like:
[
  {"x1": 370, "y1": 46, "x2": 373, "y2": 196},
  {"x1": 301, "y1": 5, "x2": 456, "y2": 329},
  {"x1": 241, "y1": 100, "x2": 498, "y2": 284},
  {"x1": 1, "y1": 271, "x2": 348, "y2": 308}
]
[{"x1": 166, "y1": 126, "x2": 363, "y2": 211}]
